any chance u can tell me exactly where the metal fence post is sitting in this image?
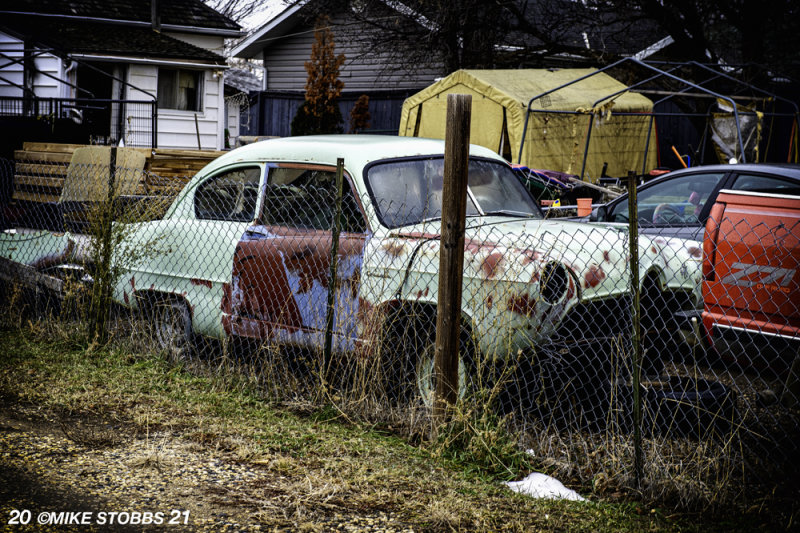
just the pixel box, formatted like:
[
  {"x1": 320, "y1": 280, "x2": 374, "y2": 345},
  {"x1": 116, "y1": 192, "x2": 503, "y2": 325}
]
[
  {"x1": 627, "y1": 171, "x2": 643, "y2": 488},
  {"x1": 323, "y1": 158, "x2": 345, "y2": 389},
  {"x1": 435, "y1": 94, "x2": 472, "y2": 422}
]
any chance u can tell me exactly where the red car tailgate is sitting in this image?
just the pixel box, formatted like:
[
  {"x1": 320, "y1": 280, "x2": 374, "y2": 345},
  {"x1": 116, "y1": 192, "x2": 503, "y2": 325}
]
[{"x1": 704, "y1": 190, "x2": 800, "y2": 331}]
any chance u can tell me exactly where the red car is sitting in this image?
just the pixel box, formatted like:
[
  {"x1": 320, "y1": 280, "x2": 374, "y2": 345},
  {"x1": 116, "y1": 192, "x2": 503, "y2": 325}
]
[{"x1": 702, "y1": 189, "x2": 800, "y2": 373}]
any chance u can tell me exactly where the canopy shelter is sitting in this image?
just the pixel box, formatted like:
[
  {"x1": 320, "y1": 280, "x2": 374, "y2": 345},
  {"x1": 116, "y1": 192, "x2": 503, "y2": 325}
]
[
  {"x1": 515, "y1": 59, "x2": 799, "y2": 178},
  {"x1": 398, "y1": 69, "x2": 658, "y2": 181}
]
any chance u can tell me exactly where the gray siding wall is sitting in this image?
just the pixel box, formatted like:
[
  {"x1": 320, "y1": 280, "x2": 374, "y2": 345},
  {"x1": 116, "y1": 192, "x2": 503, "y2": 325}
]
[{"x1": 261, "y1": 14, "x2": 444, "y2": 92}]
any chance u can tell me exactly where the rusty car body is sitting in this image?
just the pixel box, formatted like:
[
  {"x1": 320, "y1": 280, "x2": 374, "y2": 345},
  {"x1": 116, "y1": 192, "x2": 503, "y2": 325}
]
[
  {"x1": 107, "y1": 137, "x2": 699, "y2": 360},
  {"x1": 1, "y1": 136, "x2": 702, "y2": 403}
]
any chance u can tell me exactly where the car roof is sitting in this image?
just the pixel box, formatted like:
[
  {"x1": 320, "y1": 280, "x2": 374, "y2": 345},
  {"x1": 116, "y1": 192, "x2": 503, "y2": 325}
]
[
  {"x1": 199, "y1": 135, "x2": 505, "y2": 178},
  {"x1": 662, "y1": 163, "x2": 800, "y2": 181}
]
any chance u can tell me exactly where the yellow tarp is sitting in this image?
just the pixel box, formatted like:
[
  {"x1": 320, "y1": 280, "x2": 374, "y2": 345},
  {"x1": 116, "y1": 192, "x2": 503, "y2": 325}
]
[{"x1": 398, "y1": 69, "x2": 658, "y2": 180}]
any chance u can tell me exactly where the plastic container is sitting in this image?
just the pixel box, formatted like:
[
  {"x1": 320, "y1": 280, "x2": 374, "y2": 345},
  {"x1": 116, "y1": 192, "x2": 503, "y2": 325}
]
[{"x1": 577, "y1": 197, "x2": 593, "y2": 216}]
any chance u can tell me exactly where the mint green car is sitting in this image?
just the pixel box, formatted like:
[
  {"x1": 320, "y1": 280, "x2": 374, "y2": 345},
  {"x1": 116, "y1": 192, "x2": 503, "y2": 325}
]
[{"x1": 2, "y1": 136, "x2": 701, "y2": 402}]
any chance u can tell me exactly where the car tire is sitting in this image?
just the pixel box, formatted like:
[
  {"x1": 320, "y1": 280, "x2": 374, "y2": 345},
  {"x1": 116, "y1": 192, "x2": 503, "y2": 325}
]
[
  {"x1": 640, "y1": 279, "x2": 680, "y2": 376},
  {"x1": 151, "y1": 299, "x2": 194, "y2": 363},
  {"x1": 414, "y1": 332, "x2": 473, "y2": 409},
  {"x1": 380, "y1": 307, "x2": 474, "y2": 408}
]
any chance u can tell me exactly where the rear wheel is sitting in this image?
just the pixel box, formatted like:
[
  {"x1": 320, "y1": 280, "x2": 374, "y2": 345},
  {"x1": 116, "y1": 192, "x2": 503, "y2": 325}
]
[{"x1": 151, "y1": 299, "x2": 193, "y2": 362}]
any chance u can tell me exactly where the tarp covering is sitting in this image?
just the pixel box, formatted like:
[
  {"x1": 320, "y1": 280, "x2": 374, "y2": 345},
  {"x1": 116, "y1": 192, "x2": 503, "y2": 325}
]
[
  {"x1": 398, "y1": 69, "x2": 658, "y2": 180},
  {"x1": 710, "y1": 99, "x2": 762, "y2": 164}
]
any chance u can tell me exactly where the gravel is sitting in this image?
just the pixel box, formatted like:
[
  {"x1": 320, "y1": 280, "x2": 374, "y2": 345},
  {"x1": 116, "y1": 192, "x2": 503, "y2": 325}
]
[{"x1": 0, "y1": 403, "x2": 415, "y2": 532}]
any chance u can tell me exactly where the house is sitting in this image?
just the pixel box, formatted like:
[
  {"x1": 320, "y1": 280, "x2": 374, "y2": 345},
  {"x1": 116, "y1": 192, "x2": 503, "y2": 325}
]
[
  {"x1": 0, "y1": 0, "x2": 244, "y2": 151},
  {"x1": 229, "y1": 0, "x2": 679, "y2": 139},
  {"x1": 230, "y1": 0, "x2": 447, "y2": 137}
]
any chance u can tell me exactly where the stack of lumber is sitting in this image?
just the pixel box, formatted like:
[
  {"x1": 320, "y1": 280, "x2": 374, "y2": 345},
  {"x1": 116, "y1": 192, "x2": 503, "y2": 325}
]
[
  {"x1": 12, "y1": 142, "x2": 226, "y2": 203},
  {"x1": 143, "y1": 149, "x2": 225, "y2": 194},
  {"x1": 13, "y1": 143, "x2": 80, "y2": 203}
]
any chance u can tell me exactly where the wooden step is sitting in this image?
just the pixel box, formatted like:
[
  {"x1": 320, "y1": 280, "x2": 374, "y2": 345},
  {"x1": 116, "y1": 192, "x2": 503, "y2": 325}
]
[
  {"x1": 12, "y1": 143, "x2": 224, "y2": 205},
  {"x1": 14, "y1": 150, "x2": 73, "y2": 163},
  {"x1": 12, "y1": 190, "x2": 61, "y2": 203},
  {"x1": 15, "y1": 163, "x2": 68, "y2": 177},
  {"x1": 22, "y1": 142, "x2": 82, "y2": 153},
  {"x1": 13, "y1": 175, "x2": 65, "y2": 189}
]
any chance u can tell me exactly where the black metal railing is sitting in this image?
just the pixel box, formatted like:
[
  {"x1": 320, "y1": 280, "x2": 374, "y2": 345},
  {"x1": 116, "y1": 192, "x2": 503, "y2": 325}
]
[{"x1": 0, "y1": 96, "x2": 157, "y2": 148}]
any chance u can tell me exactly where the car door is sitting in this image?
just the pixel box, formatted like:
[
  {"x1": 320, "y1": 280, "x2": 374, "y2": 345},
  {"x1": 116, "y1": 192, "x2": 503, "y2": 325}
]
[
  {"x1": 225, "y1": 164, "x2": 369, "y2": 351},
  {"x1": 127, "y1": 164, "x2": 263, "y2": 338}
]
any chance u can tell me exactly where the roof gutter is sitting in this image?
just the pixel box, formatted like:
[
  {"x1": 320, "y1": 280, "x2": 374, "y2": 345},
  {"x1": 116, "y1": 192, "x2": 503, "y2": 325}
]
[
  {"x1": 0, "y1": 11, "x2": 244, "y2": 37},
  {"x1": 70, "y1": 54, "x2": 228, "y2": 69}
]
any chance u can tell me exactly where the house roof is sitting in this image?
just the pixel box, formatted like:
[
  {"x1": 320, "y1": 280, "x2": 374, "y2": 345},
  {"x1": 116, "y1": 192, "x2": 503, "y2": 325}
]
[
  {"x1": 2, "y1": 0, "x2": 242, "y2": 36},
  {"x1": 231, "y1": 1, "x2": 307, "y2": 58},
  {"x1": 231, "y1": 0, "x2": 670, "y2": 65},
  {"x1": 2, "y1": 15, "x2": 227, "y2": 65},
  {"x1": 225, "y1": 68, "x2": 262, "y2": 93}
]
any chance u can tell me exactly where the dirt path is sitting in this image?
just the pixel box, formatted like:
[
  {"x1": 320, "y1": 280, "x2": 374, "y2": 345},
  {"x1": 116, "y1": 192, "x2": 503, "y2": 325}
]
[{"x1": 0, "y1": 401, "x2": 413, "y2": 532}]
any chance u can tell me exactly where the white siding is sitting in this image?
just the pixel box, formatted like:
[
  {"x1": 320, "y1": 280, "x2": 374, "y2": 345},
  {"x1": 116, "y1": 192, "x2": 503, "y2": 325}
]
[
  {"x1": 32, "y1": 55, "x2": 62, "y2": 98},
  {"x1": 0, "y1": 31, "x2": 24, "y2": 97},
  {"x1": 129, "y1": 66, "x2": 222, "y2": 150},
  {"x1": 225, "y1": 97, "x2": 240, "y2": 148},
  {"x1": 0, "y1": 31, "x2": 64, "y2": 98},
  {"x1": 124, "y1": 64, "x2": 157, "y2": 146}
]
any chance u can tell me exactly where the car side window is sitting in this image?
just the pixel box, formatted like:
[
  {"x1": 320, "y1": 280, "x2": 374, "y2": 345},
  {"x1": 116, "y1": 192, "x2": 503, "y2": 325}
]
[
  {"x1": 731, "y1": 173, "x2": 800, "y2": 197},
  {"x1": 609, "y1": 172, "x2": 725, "y2": 225},
  {"x1": 194, "y1": 166, "x2": 262, "y2": 222},
  {"x1": 263, "y1": 167, "x2": 367, "y2": 233}
]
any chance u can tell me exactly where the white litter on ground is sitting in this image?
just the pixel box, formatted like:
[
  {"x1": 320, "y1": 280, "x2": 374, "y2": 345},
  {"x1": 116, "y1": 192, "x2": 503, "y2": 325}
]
[{"x1": 505, "y1": 472, "x2": 586, "y2": 501}]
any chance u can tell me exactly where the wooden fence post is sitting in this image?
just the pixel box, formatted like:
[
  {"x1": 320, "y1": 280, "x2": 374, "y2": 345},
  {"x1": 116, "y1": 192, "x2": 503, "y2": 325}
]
[
  {"x1": 434, "y1": 94, "x2": 472, "y2": 422},
  {"x1": 323, "y1": 158, "x2": 345, "y2": 391}
]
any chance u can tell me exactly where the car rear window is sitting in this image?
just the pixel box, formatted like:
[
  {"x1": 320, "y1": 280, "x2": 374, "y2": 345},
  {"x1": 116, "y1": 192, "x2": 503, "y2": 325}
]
[{"x1": 731, "y1": 173, "x2": 800, "y2": 197}]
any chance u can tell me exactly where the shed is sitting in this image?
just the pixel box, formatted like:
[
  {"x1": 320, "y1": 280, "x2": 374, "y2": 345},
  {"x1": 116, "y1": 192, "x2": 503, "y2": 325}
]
[{"x1": 398, "y1": 69, "x2": 658, "y2": 180}]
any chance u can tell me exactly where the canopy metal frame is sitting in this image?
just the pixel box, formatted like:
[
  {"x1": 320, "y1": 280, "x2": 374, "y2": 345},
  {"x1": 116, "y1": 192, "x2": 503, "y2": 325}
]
[{"x1": 516, "y1": 58, "x2": 799, "y2": 179}]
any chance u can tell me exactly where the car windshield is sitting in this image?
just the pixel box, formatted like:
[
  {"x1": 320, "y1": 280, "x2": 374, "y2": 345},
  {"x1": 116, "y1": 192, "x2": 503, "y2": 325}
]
[{"x1": 366, "y1": 157, "x2": 541, "y2": 228}]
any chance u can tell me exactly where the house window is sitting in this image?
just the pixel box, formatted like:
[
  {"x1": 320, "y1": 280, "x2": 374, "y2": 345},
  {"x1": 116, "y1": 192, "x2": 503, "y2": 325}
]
[{"x1": 158, "y1": 68, "x2": 202, "y2": 111}]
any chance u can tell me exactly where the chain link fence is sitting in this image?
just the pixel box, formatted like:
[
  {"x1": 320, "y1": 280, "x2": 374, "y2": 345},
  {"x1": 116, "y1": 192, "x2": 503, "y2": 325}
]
[{"x1": 0, "y1": 154, "x2": 798, "y2": 513}]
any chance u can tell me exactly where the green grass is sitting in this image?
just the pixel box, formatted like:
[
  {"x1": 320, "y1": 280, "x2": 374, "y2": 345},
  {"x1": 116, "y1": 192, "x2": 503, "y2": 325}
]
[{"x1": 0, "y1": 325, "x2": 768, "y2": 532}]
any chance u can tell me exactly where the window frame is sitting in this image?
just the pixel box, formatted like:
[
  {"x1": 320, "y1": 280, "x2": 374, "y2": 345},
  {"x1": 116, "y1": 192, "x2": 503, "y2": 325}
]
[
  {"x1": 730, "y1": 172, "x2": 800, "y2": 197},
  {"x1": 260, "y1": 163, "x2": 369, "y2": 234},
  {"x1": 608, "y1": 172, "x2": 727, "y2": 226},
  {"x1": 193, "y1": 165, "x2": 263, "y2": 222}
]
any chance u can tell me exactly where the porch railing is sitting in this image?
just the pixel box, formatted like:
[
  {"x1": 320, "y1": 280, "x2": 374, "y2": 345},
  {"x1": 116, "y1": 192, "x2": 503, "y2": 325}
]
[{"x1": 0, "y1": 96, "x2": 157, "y2": 148}]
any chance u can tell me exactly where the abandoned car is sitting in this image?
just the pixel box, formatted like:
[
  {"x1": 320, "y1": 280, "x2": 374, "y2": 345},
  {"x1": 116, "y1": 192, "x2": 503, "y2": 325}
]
[{"x1": 1, "y1": 136, "x2": 701, "y2": 404}]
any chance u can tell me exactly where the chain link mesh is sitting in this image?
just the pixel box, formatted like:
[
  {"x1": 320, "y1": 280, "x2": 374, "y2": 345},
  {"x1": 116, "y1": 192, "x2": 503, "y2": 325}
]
[{"x1": 1, "y1": 155, "x2": 798, "y2": 510}]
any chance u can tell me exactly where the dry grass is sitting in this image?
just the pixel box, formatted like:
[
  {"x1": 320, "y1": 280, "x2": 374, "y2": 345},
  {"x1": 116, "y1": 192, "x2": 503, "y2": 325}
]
[{"x1": 1, "y1": 246, "x2": 798, "y2": 532}]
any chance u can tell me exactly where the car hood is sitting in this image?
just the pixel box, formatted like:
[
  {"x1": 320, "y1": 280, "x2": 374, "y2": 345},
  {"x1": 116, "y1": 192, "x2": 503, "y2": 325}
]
[{"x1": 379, "y1": 215, "x2": 632, "y2": 301}]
